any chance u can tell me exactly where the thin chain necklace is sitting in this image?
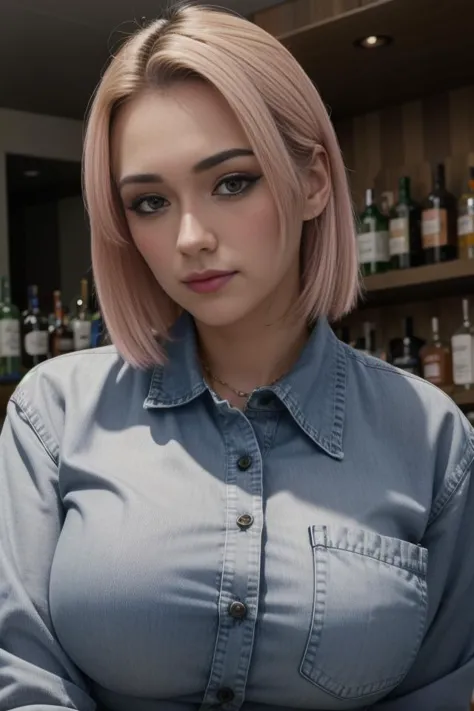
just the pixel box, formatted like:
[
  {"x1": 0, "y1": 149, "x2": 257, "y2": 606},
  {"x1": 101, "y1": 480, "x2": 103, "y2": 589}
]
[{"x1": 201, "y1": 361, "x2": 282, "y2": 399}]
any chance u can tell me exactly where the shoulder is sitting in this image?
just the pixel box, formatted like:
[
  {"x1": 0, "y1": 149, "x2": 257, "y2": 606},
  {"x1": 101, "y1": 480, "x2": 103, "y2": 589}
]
[
  {"x1": 343, "y1": 341, "x2": 463, "y2": 421},
  {"x1": 9, "y1": 346, "x2": 152, "y2": 447},
  {"x1": 341, "y1": 340, "x2": 474, "y2": 504},
  {"x1": 15, "y1": 345, "x2": 126, "y2": 400}
]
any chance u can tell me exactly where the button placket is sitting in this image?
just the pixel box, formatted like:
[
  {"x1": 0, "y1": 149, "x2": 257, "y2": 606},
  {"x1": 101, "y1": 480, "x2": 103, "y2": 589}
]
[
  {"x1": 216, "y1": 688, "x2": 235, "y2": 704},
  {"x1": 200, "y1": 411, "x2": 263, "y2": 711},
  {"x1": 236, "y1": 513, "x2": 254, "y2": 529},
  {"x1": 228, "y1": 601, "x2": 248, "y2": 620},
  {"x1": 237, "y1": 455, "x2": 252, "y2": 471}
]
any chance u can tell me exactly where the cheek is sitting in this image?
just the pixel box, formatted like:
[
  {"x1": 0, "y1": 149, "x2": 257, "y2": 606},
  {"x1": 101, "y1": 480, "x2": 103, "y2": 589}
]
[
  {"x1": 129, "y1": 221, "x2": 172, "y2": 272},
  {"x1": 242, "y1": 196, "x2": 281, "y2": 252}
]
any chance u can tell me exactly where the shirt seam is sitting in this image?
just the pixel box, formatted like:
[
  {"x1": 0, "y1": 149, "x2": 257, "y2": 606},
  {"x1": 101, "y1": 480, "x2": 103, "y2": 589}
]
[
  {"x1": 427, "y1": 429, "x2": 474, "y2": 526},
  {"x1": 346, "y1": 347, "x2": 447, "y2": 390},
  {"x1": 10, "y1": 388, "x2": 59, "y2": 466}
]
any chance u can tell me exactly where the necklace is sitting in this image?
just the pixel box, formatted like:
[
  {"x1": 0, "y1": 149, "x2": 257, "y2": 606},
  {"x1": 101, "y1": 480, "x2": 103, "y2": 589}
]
[{"x1": 201, "y1": 362, "x2": 282, "y2": 399}]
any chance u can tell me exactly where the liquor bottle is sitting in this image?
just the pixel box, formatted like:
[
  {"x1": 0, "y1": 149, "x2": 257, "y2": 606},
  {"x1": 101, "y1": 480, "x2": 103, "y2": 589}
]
[
  {"x1": 50, "y1": 290, "x2": 74, "y2": 358},
  {"x1": 357, "y1": 189, "x2": 390, "y2": 276},
  {"x1": 451, "y1": 299, "x2": 474, "y2": 389},
  {"x1": 457, "y1": 167, "x2": 474, "y2": 260},
  {"x1": 0, "y1": 276, "x2": 21, "y2": 380},
  {"x1": 421, "y1": 163, "x2": 457, "y2": 263},
  {"x1": 420, "y1": 317, "x2": 453, "y2": 387},
  {"x1": 21, "y1": 285, "x2": 49, "y2": 369},
  {"x1": 389, "y1": 176, "x2": 422, "y2": 269},
  {"x1": 390, "y1": 317, "x2": 425, "y2": 375},
  {"x1": 380, "y1": 190, "x2": 395, "y2": 217},
  {"x1": 356, "y1": 322, "x2": 376, "y2": 355},
  {"x1": 71, "y1": 278, "x2": 92, "y2": 351}
]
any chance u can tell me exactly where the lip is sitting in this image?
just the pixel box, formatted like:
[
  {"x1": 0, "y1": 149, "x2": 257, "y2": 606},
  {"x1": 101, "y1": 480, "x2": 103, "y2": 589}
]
[{"x1": 183, "y1": 270, "x2": 237, "y2": 294}]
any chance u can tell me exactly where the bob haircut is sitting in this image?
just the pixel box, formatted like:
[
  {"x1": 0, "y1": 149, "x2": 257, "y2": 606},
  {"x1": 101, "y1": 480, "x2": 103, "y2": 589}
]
[{"x1": 83, "y1": 2, "x2": 360, "y2": 368}]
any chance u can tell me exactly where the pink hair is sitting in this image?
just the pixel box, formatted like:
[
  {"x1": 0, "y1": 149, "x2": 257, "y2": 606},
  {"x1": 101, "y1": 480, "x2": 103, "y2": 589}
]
[{"x1": 83, "y1": 3, "x2": 360, "y2": 368}]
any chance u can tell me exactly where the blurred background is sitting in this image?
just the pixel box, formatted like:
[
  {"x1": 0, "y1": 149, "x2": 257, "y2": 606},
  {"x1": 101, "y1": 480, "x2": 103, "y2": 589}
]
[{"x1": 1, "y1": 0, "x2": 474, "y2": 430}]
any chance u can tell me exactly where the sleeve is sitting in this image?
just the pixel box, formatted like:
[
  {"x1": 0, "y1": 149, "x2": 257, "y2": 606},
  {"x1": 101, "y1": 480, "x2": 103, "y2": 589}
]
[
  {"x1": 372, "y1": 431, "x2": 474, "y2": 711},
  {"x1": 0, "y1": 392, "x2": 96, "y2": 710}
]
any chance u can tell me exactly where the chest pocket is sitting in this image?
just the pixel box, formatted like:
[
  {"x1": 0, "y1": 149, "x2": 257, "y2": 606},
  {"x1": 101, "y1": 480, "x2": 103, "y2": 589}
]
[{"x1": 300, "y1": 525, "x2": 428, "y2": 702}]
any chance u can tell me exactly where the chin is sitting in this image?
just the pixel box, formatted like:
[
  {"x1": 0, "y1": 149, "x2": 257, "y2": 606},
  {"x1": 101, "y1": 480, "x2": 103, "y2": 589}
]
[{"x1": 185, "y1": 301, "x2": 255, "y2": 329}]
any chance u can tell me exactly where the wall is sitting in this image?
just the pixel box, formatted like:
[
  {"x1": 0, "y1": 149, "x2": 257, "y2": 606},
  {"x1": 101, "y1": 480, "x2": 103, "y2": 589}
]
[
  {"x1": 253, "y1": 0, "x2": 379, "y2": 35},
  {"x1": 334, "y1": 83, "x2": 474, "y2": 211},
  {"x1": 334, "y1": 83, "x2": 474, "y2": 349},
  {"x1": 8, "y1": 199, "x2": 61, "y2": 312},
  {"x1": 0, "y1": 108, "x2": 83, "y2": 278},
  {"x1": 57, "y1": 195, "x2": 91, "y2": 308}
]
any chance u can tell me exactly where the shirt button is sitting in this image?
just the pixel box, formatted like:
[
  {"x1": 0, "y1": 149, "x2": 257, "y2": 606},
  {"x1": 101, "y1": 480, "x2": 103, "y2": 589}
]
[
  {"x1": 237, "y1": 455, "x2": 252, "y2": 471},
  {"x1": 237, "y1": 513, "x2": 254, "y2": 529},
  {"x1": 216, "y1": 687, "x2": 235, "y2": 703},
  {"x1": 228, "y1": 601, "x2": 248, "y2": 619}
]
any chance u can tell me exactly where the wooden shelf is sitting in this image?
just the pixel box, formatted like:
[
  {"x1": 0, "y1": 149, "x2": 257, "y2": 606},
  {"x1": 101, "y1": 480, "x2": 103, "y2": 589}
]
[
  {"x1": 260, "y1": 0, "x2": 474, "y2": 120},
  {"x1": 361, "y1": 259, "x2": 474, "y2": 307},
  {"x1": 442, "y1": 386, "x2": 474, "y2": 409}
]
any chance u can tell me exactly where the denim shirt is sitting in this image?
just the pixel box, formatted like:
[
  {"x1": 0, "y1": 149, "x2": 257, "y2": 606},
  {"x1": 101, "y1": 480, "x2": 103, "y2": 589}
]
[{"x1": 0, "y1": 313, "x2": 473, "y2": 711}]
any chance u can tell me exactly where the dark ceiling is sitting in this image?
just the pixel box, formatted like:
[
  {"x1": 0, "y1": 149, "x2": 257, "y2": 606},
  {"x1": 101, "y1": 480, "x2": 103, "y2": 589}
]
[{"x1": 0, "y1": 0, "x2": 284, "y2": 121}]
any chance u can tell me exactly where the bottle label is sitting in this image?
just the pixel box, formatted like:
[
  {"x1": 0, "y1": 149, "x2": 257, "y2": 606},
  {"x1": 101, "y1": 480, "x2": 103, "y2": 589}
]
[
  {"x1": 423, "y1": 359, "x2": 442, "y2": 384},
  {"x1": 0, "y1": 319, "x2": 21, "y2": 357},
  {"x1": 357, "y1": 231, "x2": 389, "y2": 264},
  {"x1": 422, "y1": 208, "x2": 447, "y2": 248},
  {"x1": 73, "y1": 320, "x2": 91, "y2": 350},
  {"x1": 457, "y1": 214, "x2": 474, "y2": 236},
  {"x1": 452, "y1": 334, "x2": 474, "y2": 385},
  {"x1": 25, "y1": 330, "x2": 48, "y2": 356},
  {"x1": 59, "y1": 337, "x2": 74, "y2": 353},
  {"x1": 389, "y1": 218, "x2": 409, "y2": 256}
]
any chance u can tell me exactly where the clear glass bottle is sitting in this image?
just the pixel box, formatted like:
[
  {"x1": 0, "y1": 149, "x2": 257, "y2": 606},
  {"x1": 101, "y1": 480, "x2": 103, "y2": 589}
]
[
  {"x1": 451, "y1": 299, "x2": 474, "y2": 389},
  {"x1": 71, "y1": 278, "x2": 92, "y2": 351},
  {"x1": 0, "y1": 276, "x2": 21, "y2": 380},
  {"x1": 420, "y1": 317, "x2": 453, "y2": 387},
  {"x1": 355, "y1": 322, "x2": 387, "y2": 360},
  {"x1": 457, "y1": 167, "x2": 474, "y2": 260},
  {"x1": 357, "y1": 188, "x2": 390, "y2": 276},
  {"x1": 356, "y1": 321, "x2": 376, "y2": 355}
]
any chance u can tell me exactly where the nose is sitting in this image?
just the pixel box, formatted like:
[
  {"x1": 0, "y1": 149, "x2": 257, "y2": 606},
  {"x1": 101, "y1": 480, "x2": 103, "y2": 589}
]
[{"x1": 176, "y1": 211, "x2": 217, "y2": 256}]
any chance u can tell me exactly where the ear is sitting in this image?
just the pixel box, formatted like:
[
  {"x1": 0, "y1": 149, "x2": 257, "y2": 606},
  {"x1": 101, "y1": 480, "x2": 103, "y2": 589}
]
[{"x1": 302, "y1": 145, "x2": 331, "y2": 221}]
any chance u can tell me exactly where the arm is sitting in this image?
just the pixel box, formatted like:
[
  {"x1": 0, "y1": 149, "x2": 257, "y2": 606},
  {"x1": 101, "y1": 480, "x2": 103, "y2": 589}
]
[
  {"x1": 373, "y1": 432, "x2": 474, "y2": 711},
  {"x1": 0, "y1": 391, "x2": 96, "y2": 710}
]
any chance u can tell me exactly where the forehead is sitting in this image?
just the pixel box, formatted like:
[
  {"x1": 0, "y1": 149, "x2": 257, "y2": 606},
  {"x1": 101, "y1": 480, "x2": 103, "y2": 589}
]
[{"x1": 111, "y1": 82, "x2": 251, "y2": 175}]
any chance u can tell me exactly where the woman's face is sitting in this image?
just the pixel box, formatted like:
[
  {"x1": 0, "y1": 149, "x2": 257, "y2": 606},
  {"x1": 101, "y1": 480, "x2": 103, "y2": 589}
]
[{"x1": 112, "y1": 82, "x2": 306, "y2": 329}]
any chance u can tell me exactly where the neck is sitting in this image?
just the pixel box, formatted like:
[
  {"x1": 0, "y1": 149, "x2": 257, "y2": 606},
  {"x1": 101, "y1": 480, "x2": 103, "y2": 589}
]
[{"x1": 195, "y1": 311, "x2": 309, "y2": 396}]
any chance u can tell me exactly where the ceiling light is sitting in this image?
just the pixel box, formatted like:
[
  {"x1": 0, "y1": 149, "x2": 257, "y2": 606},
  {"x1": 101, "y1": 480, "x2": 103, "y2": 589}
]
[
  {"x1": 354, "y1": 34, "x2": 392, "y2": 49},
  {"x1": 24, "y1": 169, "x2": 40, "y2": 178}
]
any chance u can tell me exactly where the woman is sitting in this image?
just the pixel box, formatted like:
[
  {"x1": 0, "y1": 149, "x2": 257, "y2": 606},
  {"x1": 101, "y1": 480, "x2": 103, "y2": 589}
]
[{"x1": 0, "y1": 4, "x2": 473, "y2": 711}]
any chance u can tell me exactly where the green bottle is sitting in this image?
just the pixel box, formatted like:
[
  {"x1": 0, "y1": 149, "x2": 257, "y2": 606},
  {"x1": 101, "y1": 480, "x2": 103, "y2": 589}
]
[
  {"x1": 389, "y1": 177, "x2": 422, "y2": 270},
  {"x1": 357, "y1": 188, "x2": 390, "y2": 276},
  {"x1": 0, "y1": 276, "x2": 21, "y2": 380}
]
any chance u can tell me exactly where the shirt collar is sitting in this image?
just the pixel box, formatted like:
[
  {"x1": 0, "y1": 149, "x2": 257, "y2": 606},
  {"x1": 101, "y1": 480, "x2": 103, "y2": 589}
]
[{"x1": 144, "y1": 312, "x2": 346, "y2": 460}]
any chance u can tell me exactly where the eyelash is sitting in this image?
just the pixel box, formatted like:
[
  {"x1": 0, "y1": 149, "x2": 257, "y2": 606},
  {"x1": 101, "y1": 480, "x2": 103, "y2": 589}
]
[{"x1": 127, "y1": 173, "x2": 262, "y2": 216}]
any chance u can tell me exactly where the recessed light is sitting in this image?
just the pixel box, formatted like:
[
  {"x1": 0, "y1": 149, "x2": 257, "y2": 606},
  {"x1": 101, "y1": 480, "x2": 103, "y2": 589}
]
[
  {"x1": 354, "y1": 34, "x2": 393, "y2": 49},
  {"x1": 24, "y1": 169, "x2": 40, "y2": 178}
]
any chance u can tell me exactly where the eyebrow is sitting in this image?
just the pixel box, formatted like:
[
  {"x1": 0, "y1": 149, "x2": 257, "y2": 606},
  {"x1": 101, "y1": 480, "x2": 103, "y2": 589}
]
[{"x1": 118, "y1": 148, "x2": 255, "y2": 190}]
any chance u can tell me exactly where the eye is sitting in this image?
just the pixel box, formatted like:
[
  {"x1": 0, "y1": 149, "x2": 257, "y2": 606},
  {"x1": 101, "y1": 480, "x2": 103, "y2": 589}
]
[
  {"x1": 214, "y1": 174, "x2": 261, "y2": 198},
  {"x1": 128, "y1": 195, "x2": 168, "y2": 215}
]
